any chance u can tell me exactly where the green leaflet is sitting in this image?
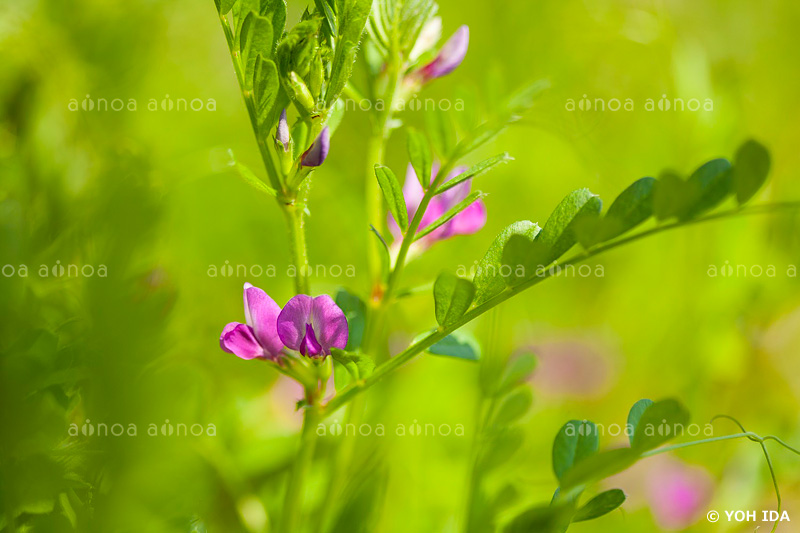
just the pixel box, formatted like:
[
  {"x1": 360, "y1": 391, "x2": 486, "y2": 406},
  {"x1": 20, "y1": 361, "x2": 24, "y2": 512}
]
[
  {"x1": 254, "y1": 57, "x2": 279, "y2": 124},
  {"x1": 592, "y1": 177, "x2": 656, "y2": 244},
  {"x1": 491, "y1": 387, "x2": 533, "y2": 427},
  {"x1": 259, "y1": 0, "x2": 286, "y2": 54},
  {"x1": 433, "y1": 272, "x2": 475, "y2": 327},
  {"x1": 428, "y1": 334, "x2": 480, "y2": 361},
  {"x1": 653, "y1": 170, "x2": 696, "y2": 221},
  {"x1": 217, "y1": 0, "x2": 238, "y2": 15},
  {"x1": 240, "y1": 13, "x2": 274, "y2": 88},
  {"x1": 733, "y1": 139, "x2": 771, "y2": 204},
  {"x1": 335, "y1": 289, "x2": 367, "y2": 350},
  {"x1": 478, "y1": 427, "x2": 524, "y2": 471},
  {"x1": 226, "y1": 150, "x2": 277, "y2": 196},
  {"x1": 501, "y1": 189, "x2": 601, "y2": 285},
  {"x1": 538, "y1": 188, "x2": 603, "y2": 262},
  {"x1": 414, "y1": 191, "x2": 487, "y2": 241},
  {"x1": 473, "y1": 221, "x2": 540, "y2": 305},
  {"x1": 503, "y1": 503, "x2": 573, "y2": 533},
  {"x1": 552, "y1": 420, "x2": 599, "y2": 482},
  {"x1": 424, "y1": 108, "x2": 457, "y2": 158},
  {"x1": 434, "y1": 153, "x2": 513, "y2": 196},
  {"x1": 325, "y1": 0, "x2": 371, "y2": 106},
  {"x1": 572, "y1": 489, "x2": 626, "y2": 522},
  {"x1": 407, "y1": 127, "x2": 432, "y2": 188},
  {"x1": 374, "y1": 165, "x2": 408, "y2": 231},
  {"x1": 495, "y1": 352, "x2": 537, "y2": 396},
  {"x1": 630, "y1": 398, "x2": 690, "y2": 452},
  {"x1": 683, "y1": 158, "x2": 733, "y2": 218},
  {"x1": 626, "y1": 398, "x2": 654, "y2": 446},
  {"x1": 559, "y1": 448, "x2": 638, "y2": 491},
  {"x1": 330, "y1": 348, "x2": 375, "y2": 379}
]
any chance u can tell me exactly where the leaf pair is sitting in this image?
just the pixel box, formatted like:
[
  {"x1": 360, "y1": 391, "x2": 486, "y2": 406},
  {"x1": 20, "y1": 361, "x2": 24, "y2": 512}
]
[
  {"x1": 655, "y1": 139, "x2": 771, "y2": 220},
  {"x1": 500, "y1": 189, "x2": 601, "y2": 285},
  {"x1": 557, "y1": 399, "x2": 690, "y2": 491},
  {"x1": 504, "y1": 399, "x2": 690, "y2": 531}
]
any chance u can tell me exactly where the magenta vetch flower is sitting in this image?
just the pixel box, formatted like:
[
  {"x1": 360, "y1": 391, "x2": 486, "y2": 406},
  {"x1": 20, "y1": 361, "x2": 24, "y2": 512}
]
[
  {"x1": 220, "y1": 283, "x2": 284, "y2": 361},
  {"x1": 417, "y1": 25, "x2": 469, "y2": 82},
  {"x1": 220, "y1": 284, "x2": 348, "y2": 361},
  {"x1": 300, "y1": 126, "x2": 330, "y2": 167},
  {"x1": 277, "y1": 294, "x2": 348, "y2": 358},
  {"x1": 388, "y1": 163, "x2": 487, "y2": 249}
]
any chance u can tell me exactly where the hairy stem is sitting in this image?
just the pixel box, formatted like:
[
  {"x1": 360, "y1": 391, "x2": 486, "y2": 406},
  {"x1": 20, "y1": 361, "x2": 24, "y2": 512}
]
[
  {"x1": 219, "y1": 13, "x2": 311, "y2": 295},
  {"x1": 283, "y1": 183, "x2": 312, "y2": 295},
  {"x1": 324, "y1": 201, "x2": 800, "y2": 414}
]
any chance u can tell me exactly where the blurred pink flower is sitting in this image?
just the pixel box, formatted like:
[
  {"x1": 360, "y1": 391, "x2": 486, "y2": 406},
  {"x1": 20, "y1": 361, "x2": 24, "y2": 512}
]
[
  {"x1": 645, "y1": 457, "x2": 714, "y2": 530},
  {"x1": 529, "y1": 339, "x2": 614, "y2": 398},
  {"x1": 610, "y1": 456, "x2": 714, "y2": 530}
]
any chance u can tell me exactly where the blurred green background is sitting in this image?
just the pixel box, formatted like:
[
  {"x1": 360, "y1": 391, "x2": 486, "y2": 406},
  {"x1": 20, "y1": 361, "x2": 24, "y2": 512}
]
[{"x1": 2, "y1": 0, "x2": 800, "y2": 531}]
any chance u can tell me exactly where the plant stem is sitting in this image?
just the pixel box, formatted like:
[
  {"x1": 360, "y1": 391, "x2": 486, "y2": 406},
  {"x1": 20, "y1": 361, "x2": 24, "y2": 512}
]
[
  {"x1": 640, "y1": 432, "x2": 755, "y2": 457},
  {"x1": 366, "y1": 57, "x2": 402, "y2": 293},
  {"x1": 323, "y1": 201, "x2": 800, "y2": 414},
  {"x1": 219, "y1": 13, "x2": 312, "y2": 296},
  {"x1": 283, "y1": 183, "x2": 312, "y2": 295},
  {"x1": 280, "y1": 403, "x2": 320, "y2": 533},
  {"x1": 383, "y1": 157, "x2": 457, "y2": 302}
]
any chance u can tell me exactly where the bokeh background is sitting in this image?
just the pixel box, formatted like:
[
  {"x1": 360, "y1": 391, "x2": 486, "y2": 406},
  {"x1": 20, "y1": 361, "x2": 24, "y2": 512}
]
[{"x1": 2, "y1": 0, "x2": 800, "y2": 531}]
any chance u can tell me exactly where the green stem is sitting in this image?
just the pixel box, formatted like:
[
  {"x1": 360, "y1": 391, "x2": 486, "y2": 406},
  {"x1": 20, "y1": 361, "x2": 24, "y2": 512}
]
[
  {"x1": 280, "y1": 403, "x2": 320, "y2": 532},
  {"x1": 366, "y1": 127, "x2": 388, "y2": 290},
  {"x1": 323, "y1": 201, "x2": 800, "y2": 414},
  {"x1": 366, "y1": 57, "x2": 403, "y2": 293},
  {"x1": 640, "y1": 432, "x2": 755, "y2": 457},
  {"x1": 219, "y1": 13, "x2": 312, "y2": 296},
  {"x1": 283, "y1": 185, "x2": 312, "y2": 295},
  {"x1": 383, "y1": 157, "x2": 457, "y2": 302}
]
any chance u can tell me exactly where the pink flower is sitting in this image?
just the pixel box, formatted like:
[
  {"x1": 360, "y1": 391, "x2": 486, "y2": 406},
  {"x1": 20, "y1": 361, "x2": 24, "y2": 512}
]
[
  {"x1": 415, "y1": 26, "x2": 469, "y2": 82},
  {"x1": 646, "y1": 458, "x2": 714, "y2": 529},
  {"x1": 220, "y1": 283, "x2": 284, "y2": 361},
  {"x1": 388, "y1": 163, "x2": 487, "y2": 251},
  {"x1": 220, "y1": 284, "x2": 348, "y2": 360},
  {"x1": 277, "y1": 295, "x2": 348, "y2": 358}
]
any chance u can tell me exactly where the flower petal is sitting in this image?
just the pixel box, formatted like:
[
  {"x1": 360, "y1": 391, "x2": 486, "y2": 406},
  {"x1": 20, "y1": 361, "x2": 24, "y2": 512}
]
[
  {"x1": 420, "y1": 25, "x2": 469, "y2": 81},
  {"x1": 299, "y1": 323, "x2": 323, "y2": 357},
  {"x1": 220, "y1": 322, "x2": 266, "y2": 360},
  {"x1": 310, "y1": 295, "x2": 349, "y2": 354},
  {"x1": 277, "y1": 294, "x2": 314, "y2": 352},
  {"x1": 243, "y1": 283, "x2": 284, "y2": 358},
  {"x1": 403, "y1": 163, "x2": 425, "y2": 208},
  {"x1": 301, "y1": 127, "x2": 330, "y2": 167},
  {"x1": 439, "y1": 166, "x2": 471, "y2": 208},
  {"x1": 446, "y1": 197, "x2": 487, "y2": 236}
]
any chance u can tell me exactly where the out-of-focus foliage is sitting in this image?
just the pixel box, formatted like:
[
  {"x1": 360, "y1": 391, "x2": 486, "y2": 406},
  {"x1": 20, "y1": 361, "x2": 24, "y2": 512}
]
[{"x1": 2, "y1": 0, "x2": 800, "y2": 531}]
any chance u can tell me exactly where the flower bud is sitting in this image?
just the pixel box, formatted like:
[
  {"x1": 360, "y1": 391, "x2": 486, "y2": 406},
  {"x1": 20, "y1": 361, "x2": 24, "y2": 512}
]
[
  {"x1": 301, "y1": 127, "x2": 330, "y2": 167},
  {"x1": 309, "y1": 54, "x2": 324, "y2": 100},
  {"x1": 288, "y1": 72, "x2": 316, "y2": 113},
  {"x1": 276, "y1": 109, "x2": 291, "y2": 149},
  {"x1": 417, "y1": 25, "x2": 469, "y2": 82}
]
